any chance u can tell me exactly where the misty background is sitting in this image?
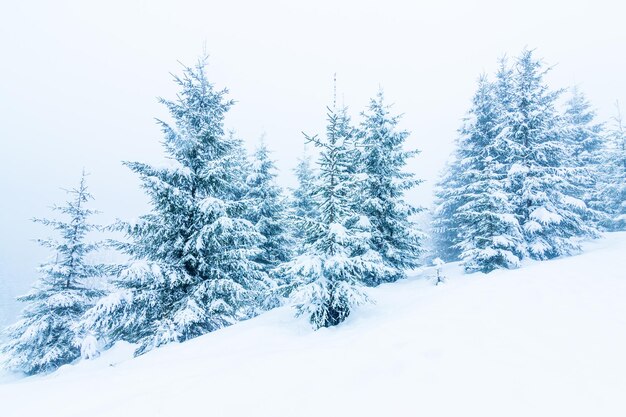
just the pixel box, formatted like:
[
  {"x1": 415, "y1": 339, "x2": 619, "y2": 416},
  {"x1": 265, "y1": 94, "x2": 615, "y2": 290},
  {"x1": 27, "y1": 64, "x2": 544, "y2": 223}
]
[{"x1": 1, "y1": 0, "x2": 624, "y2": 326}]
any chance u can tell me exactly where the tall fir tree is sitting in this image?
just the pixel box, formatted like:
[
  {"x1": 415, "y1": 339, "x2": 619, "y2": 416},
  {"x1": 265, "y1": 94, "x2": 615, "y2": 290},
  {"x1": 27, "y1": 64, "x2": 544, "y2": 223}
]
[
  {"x1": 431, "y1": 163, "x2": 463, "y2": 262},
  {"x1": 563, "y1": 88, "x2": 605, "y2": 169},
  {"x1": 452, "y1": 76, "x2": 525, "y2": 272},
  {"x1": 431, "y1": 58, "x2": 514, "y2": 264},
  {"x1": 432, "y1": 59, "x2": 512, "y2": 263},
  {"x1": 83, "y1": 59, "x2": 268, "y2": 355},
  {"x1": 290, "y1": 150, "x2": 318, "y2": 249},
  {"x1": 356, "y1": 90, "x2": 424, "y2": 284},
  {"x1": 562, "y1": 88, "x2": 605, "y2": 219},
  {"x1": 280, "y1": 106, "x2": 385, "y2": 329},
  {"x1": 504, "y1": 49, "x2": 597, "y2": 259},
  {"x1": 598, "y1": 102, "x2": 626, "y2": 230},
  {"x1": 2, "y1": 172, "x2": 106, "y2": 375},
  {"x1": 246, "y1": 140, "x2": 293, "y2": 269}
]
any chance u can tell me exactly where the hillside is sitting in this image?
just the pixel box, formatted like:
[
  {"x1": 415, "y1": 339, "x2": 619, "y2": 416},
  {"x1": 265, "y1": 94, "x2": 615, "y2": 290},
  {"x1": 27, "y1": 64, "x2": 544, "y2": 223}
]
[{"x1": 1, "y1": 233, "x2": 626, "y2": 417}]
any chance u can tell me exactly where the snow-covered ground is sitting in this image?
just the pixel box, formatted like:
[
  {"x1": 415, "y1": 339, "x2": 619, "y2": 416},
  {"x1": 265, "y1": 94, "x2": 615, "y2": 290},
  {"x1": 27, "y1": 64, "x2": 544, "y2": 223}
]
[{"x1": 2, "y1": 233, "x2": 626, "y2": 417}]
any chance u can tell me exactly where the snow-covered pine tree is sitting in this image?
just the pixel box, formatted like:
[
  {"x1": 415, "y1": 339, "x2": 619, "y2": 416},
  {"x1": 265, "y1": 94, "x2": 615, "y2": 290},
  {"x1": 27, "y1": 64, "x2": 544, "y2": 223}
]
[
  {"x1": 290, "y1": 151, "x2": 318, "y2": 249},
  {"x1": 83, "y1": 59, "x2": 268, "y2": 355},
  {"x1": 432, "y1": 57, "x2": 513, "y2": 264},
  {"x1": 598, "y1": 102, "x2": 626, "y2": 230},
  {"x1": 246, "y1": 140, "x2": 293, "y2": 269},
  {"x1": 280, "y1": 106, "x2": 384, "y2": 329},
  {"x1": 562, "y1": 88, "x2": 605, "y2": 220},
  {"x1": 2, "y1": 172, "x2": 106, "y2": 375},
  {"x1": 432, "y1": 54, "x2": 511, "y2": 264},
  {"x1": 504, "y1": 50, "x2": 598, "y2": 259},
  {"x1": 432, "y1": 161, "x2": 464, "y2": 262},
  {"x1": 564, "y1": 88, "x2": 605, "y2": 170},
  {"x1": 453, "y1": 76, "x2": 525, "y2": 272},
  {"x1": 356, "y1": 90, "x2": 424, "y2": 284}
]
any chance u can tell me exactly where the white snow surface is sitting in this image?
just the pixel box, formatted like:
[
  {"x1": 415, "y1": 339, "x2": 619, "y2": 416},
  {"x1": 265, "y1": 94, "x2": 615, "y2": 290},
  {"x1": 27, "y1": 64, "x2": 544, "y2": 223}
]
[{"x1": 2, "y1": 233, "x2": 626, "y2": 417}]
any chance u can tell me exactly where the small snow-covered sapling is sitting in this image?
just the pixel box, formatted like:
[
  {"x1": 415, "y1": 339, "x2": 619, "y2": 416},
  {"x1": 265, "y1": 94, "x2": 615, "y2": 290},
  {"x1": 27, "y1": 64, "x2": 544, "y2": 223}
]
[{"x1": 433, "y1": 257, "x2": 445, "y2": 285}]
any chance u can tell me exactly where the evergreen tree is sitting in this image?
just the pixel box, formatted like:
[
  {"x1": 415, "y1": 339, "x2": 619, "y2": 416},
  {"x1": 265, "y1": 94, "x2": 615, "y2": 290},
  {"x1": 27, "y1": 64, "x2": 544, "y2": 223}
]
[
  {"x1": 599, "y1": 103, "x2": 626, "y2": 230},
  {"x1": 432, "y1": 58, "x2": 514, "y2": 264},
  {"x1": 83, "y1": 59, "x2": 268, "y2": 355},
  {"x1": 280, "y1": 107, "x2": 385, "y2": 329},
  {"x1": 2, "y1": 172, "x2": 106, "y2": 375},
  {"x1": 453, "y1": 77, "x2": 525, "y2": 272},
  {"x1": 246, "y1": 140, "x2": 293, "y2": 269},
  {"x1": 562, "y1": 88, "x2": 605, "y2": 218},
  {"x1": 431, "y1": 161, "x2": 464, "y2": 262},
  {"x1": 432, "y1": 58, "x2": 512, "y2": 263},
  {"x1": 356, "y1": 90, "x2": 424, "y2": 284},
  {"x1": 564, "y1": 88, "x2": 605, "y2": 169},
  {"x1": 504, "y1": 50, "x2": 597, "y2": 259},
  {"x1": 290, "y1": 151, "x2": 318, "y2": 248}
]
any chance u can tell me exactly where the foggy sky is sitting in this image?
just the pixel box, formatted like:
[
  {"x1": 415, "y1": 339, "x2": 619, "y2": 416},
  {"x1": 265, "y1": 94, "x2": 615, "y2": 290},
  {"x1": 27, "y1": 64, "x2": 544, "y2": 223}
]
[{"x1": 1, "y1": 0, "x2": 625, "y2": 323}]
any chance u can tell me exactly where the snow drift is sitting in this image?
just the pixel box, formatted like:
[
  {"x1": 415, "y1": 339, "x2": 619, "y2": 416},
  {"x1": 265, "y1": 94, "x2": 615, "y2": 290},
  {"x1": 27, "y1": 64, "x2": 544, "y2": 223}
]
[{"x1": 1, "y1": 233, "x2": 626, "y2": 417}]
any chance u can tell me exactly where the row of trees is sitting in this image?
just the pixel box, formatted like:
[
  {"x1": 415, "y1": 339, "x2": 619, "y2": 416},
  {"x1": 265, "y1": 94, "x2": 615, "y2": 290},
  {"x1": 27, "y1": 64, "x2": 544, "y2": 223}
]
[
  {"x1": 433, "y1": 49, "x2": 626, "y2": 272},
  {"x1": 3, "y1": 49, "x2": 624, "y2": 375},
  {"x1": 1, "y1": 59, "x2": 423, "y2": 374}
]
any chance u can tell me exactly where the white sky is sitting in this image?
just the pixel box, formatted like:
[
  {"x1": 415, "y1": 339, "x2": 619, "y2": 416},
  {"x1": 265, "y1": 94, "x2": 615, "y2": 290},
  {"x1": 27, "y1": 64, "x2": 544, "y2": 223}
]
[{"x1": 1, "y1": 0, "x2": 625, "y2": 319}]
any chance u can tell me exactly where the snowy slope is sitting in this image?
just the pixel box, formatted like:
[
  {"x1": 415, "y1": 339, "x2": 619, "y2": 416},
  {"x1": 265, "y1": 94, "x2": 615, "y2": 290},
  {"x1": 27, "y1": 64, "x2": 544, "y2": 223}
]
[{"x1": 2, "y1": 233, "x2": 626, "y2": 417}]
